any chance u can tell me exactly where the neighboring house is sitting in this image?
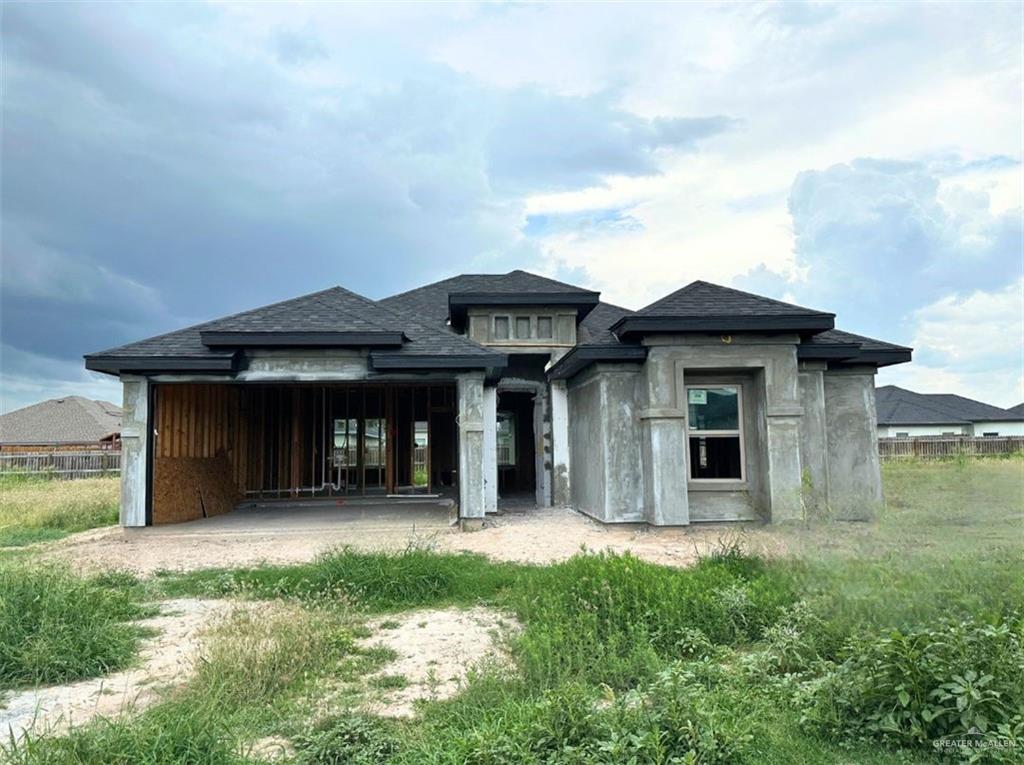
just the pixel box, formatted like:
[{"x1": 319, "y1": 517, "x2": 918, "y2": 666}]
[
  {"x1": 84, "y1": 272, "x2": 911, "y2": 528},
  {"x1": 0, "y1": 396, "x2": 122, "y2": 452},
  {"x1": 876, "y1": 386, "x2": 1024, "y2": 438}
]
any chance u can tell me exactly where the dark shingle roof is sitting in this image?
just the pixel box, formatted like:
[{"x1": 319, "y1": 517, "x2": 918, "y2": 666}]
[
  {"x1": 799, "y1": 329, "x2": 912, "y2": 366},
  {"x1": 1010, "y1": 403, "x2": 1024, "y2": 416},
  {"x1": 611, "y1": 280, "x2": 835, "y2": 337},
  {"x1": 381, "y1": 270, "x2": 597, "y2": 328},
  {"x1": 636, "y1": 281, "x2": 832, "y2": 319},
  {"x1": 876, "y1": 386, "x2": 1022, "y2": 425},
  {"x1": 204, "y1": 286, "x2": 405, "y2": 335},
  {"x1": 578, "y1": 301, "x2": 635, "y2": 346},
  {"x1": 85, "y1": 286, "x2": 501, "y2": 374},
  {"x1": 0, "y1": 396, "x2": 122, "y2": 445}
]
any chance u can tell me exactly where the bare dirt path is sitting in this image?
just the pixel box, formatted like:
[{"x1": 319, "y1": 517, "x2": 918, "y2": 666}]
[
  {"x1": 356, "y1": 606, "x2": 517, "y2": 717},
  {"x1": 0, "y1": 598, "x2": 232, "y2": 741},
  {"x1": 46, "y1": 508, "x2": 786, "y2": 575}
]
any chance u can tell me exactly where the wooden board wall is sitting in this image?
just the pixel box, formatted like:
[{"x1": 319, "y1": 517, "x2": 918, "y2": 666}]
[{"x1": 152, "y1": 384, "x2": 245, "y2": 524}]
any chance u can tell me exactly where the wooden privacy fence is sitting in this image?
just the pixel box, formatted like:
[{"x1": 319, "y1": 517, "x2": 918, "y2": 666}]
[
  {"x1": 878, "y1": 436, "x2": 1024, "y2": 460},
  {"x1": 0, "y1": 450, "x2": 121, "y2": 479}
]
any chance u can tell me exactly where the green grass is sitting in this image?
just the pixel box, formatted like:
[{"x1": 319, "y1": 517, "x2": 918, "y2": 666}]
[
  {"x1": 0, "y1": 474, "x2": 119, "y2": 547},
  {"x1": 5, "y1": 458, "x2": 1023, "y2": 763},
  {"x1": 0, "y1": 561, "x2": 154, "y2": 690}
]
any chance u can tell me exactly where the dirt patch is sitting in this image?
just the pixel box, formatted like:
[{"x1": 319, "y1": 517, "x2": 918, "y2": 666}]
[
  {"x1": 0, "y1": 598, "x2": 232, "y2": 741},
  {"x1": 356, "y1": 607, "x2": 516, "y2": 717},
  {"x1": 47, "y1": 507, "x2": 786, "y2": 575}
]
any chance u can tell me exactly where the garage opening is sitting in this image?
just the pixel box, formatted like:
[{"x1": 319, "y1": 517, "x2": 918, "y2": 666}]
[{"x1": 150, "y1": 382, "x2": 457, "y2": 524}]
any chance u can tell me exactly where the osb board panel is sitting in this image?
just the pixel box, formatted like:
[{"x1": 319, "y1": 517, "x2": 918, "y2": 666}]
[{"x1": 153, "y1": 453, "x2": 239, "y2": 524}]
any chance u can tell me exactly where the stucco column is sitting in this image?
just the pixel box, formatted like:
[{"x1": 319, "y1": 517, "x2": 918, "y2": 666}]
[
  {"x1": 824, "y1": 367, "x2": 883, "y2": 520},
  {"x1": 120, "y1": 375, "x2": 150, "y2": 527},
  {"x1": 550, "y1": 380, "x2": 571, "y2": 507},
  {"x1": 534, "y1": 386, "x2": 552, "y2": 507},
  {"x1": 640, "y1": 349, "x2": 689, "y2": 525},
  {"x1": 482, "y1": 385, "x2": 498, "y2": 514},
  {"x1": 457, "y1": 373, "x2": 486, "y2": 527},
  {"x1": 797, "y1": 362, "x2": 830, "y2": 517},
  {"x1": 763, "y1": 351, "x2": 805, "y2": 522}
]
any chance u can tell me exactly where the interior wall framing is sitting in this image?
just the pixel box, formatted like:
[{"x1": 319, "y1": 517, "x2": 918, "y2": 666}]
[{"x1": 150, "y1": 381, "x2": 457, "y2": 524}]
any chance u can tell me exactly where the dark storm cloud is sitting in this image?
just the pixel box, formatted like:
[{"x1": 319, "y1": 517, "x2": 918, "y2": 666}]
[{"x1": 1, "y1": 2, "x2": 735, "y2": 411}]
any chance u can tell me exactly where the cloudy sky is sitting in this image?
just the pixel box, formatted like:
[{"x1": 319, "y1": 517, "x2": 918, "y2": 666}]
[{"x1": 2, "y1": 1, "x2": 1021, "y2": 412}]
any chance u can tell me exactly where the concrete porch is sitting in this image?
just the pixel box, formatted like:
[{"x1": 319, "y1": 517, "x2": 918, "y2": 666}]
[{"x1": 124, "y1": 497, "x2": 455, "y2": 537}]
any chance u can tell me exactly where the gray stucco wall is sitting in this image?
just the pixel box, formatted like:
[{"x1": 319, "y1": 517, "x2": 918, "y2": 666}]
[
  {"x1": 568, "y1": 364, "x2": 643, "y2": 522},
  {"x1": 798, "y1": 362, "x2": 830, "y2": 517},
  {"x1": 119, "y1": 376, "x2": 149, "y2": 527},
  {"x1": 567, "y1": 334, "x2": 882, "y2": 526},
  {"x1": 823, "y1": 367, "x2": 883, "y2": 520}
]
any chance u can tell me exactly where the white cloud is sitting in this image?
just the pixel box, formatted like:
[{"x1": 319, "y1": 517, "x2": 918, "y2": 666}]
[{"x1": 878, "y1": 280, "x2": 1024, "y2": 408}]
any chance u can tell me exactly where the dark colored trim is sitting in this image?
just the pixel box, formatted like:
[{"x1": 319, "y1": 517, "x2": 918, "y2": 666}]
[
  {"x1": 547, "y1": 344, "x2": 648, "y2": 380},
  {"x1": 200, "y1": 330, "x2": 404, "y2": 348},
  {"x1": 144, "y1": 383, "x2": 155, "y2": 527},
  {"x1": 612, "y1": 313, "x2": 835, "y2": 338},
  {"x1": 448, "y1": 291, "x2": 600, "y2": 329},
  {"x1": 849, "y1": 348, "x2": 913, "y2": 367},
  {"x1": 369, "y1": 352, "x2": 508, "y2": 370},
  {"x1": 798, "y1": 342, "x2": 861, "y2": 360},
  {"x1": 84, "y1": 354, "x2": 239, "y2": 376}
]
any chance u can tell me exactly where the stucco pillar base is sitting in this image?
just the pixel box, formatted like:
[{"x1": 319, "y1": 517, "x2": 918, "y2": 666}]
[
  {"x1": 550, "y1": 380, "x2": 571, "y2": 507},
  {"x1": 457, "y1": 373, "x2": 486, "y2": 520},
  {"x1": 460, "y1": 518, "x2": 484, "y2": 532},
  {"x1": 641, "y1": 412, "x2": 690, "y2": 526},
  {"x1": 766, "y1": 414, "x2": 804, "y2": 523}
]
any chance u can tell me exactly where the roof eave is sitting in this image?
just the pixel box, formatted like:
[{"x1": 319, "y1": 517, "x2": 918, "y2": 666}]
[
  {"x1": 200, "y1": 330, "x2": 405, "y2": 348},
  {"x1": 547, "y1": 344, "x2": 648, "y2": 381},
  {"x1": 611, "y1": 313, "x2": 835, "y2": 339},
  {"x1": 84, "y1": 353, "x2": 240, "y2": 377}
]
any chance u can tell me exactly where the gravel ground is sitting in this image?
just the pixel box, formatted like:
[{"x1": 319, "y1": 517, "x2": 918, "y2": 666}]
[{"x1": 46, "y1": 507, "x2": 784, "y2": 574}]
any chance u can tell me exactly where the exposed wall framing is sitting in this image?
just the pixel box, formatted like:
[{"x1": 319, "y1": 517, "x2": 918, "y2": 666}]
[{"x1": 150, "y1": 382, "x2": 457, "y2": 524}]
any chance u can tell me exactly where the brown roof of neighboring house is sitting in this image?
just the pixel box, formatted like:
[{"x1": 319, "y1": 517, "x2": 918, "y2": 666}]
[{"x1": 0, "y1": 396, "x2": 123, "y2": 445}]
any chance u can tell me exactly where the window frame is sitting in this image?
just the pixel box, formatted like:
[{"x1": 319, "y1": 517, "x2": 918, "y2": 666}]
[
  {"x1": 514, "y1": 315, "x2": 532, "y2": 340},
  {"x1": 536, "y1": 315, "x2": 554, "y2": 340},
  {"x1": 496, "y1": 411, "x2": 516, "y2": 466},
  {"x1": 685, "y1": 384, "x2": 745, "y2": 483},
  {"x1": 493, "y1": 315, "x2": 511, "y2": 341}
]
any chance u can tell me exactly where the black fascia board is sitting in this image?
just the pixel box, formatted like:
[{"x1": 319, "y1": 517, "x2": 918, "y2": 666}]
[
  {"x1": 369, "y1": 352, "x2": 509, "y2": 370},
  {"x1": 84, "y1": 353, "x2": 239, "y2": 376},
  {"x1": 547, "y1": 344, "x2": 648, "y2": 381},
  {"x1": 797, "y1": 342, "x2": 861, "y2": 361},
  {"x1": 611, "y1": 314, "x2": 835, "y2": 339},
  {"x1": 848, "y1": 348, "x2": 913, "y2": 367},
  {"x1": 200, "y1": 330, "x2": 405, "y2": 348},
  {"x1": 448, "y1": 291, "x2": 600, "y2": 330}
]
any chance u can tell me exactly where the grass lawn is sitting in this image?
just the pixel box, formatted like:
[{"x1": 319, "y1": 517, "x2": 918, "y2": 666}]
[
  {"x1": 0, "y1": 474, "x2": 119, "y2": 547},
  {"x1": 2, "y1": 458, "x2": 1022, "y2": 763}
]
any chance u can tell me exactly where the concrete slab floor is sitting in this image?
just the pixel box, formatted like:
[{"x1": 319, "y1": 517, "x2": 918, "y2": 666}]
[{"x1": 125, "y1": 501, "x2": 455, "y2": 537}]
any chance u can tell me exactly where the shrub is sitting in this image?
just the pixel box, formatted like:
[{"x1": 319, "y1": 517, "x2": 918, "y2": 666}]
[
  {"x1": 4, "y1": 697, "x2": 243, "y2": 765},
  {"x1": 408, "y1": 667, "x2": 756, "y2": 764},
  {"x1": 158, "y1": 545, "x2": 520, "y2": 611},
  {"x1": 508, "y1": 551, "x2": 796, "y2": 689},
  {"x1": 292, "y1": 714, "x2": 399, "y2": 765},
  {"x1": 0, "y1": 561, "x2": 152, "y2": 688},
  {"x1": 801, "y1": 615, "x2": 1024, "y2": 758}
]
